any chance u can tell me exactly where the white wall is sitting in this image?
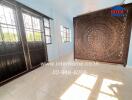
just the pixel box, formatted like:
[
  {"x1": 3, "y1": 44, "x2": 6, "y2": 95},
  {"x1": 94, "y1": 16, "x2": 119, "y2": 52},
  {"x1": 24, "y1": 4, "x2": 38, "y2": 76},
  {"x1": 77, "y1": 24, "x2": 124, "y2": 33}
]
[{"x1": 16, "y1": 0, "x2": 74, "y2": 61}]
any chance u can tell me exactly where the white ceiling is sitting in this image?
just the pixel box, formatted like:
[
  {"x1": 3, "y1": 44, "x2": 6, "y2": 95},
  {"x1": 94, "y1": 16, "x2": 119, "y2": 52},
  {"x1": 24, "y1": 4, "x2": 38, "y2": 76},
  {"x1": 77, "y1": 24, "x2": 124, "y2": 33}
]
[
  {"x1": 20, "y1": 0, "x2": 132, "y2": 20},
  {"x1": 65, "y1": 0, "x2": 125, "y2": 17}
]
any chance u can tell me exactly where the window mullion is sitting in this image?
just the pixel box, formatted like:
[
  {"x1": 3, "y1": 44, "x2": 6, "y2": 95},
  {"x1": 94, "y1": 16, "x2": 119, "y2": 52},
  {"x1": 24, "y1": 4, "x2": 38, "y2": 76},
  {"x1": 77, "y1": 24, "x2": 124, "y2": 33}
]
[{"x1": 16, "y1": 6, "x2": 32, "y2": 69}]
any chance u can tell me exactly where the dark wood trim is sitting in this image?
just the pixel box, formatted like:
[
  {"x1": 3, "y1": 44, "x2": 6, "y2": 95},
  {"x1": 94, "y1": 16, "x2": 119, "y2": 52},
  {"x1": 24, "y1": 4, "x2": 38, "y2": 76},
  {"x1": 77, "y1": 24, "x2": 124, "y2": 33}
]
[
  {"x1": 124, "y1": 4, "x2": 132, "y2": 66},
  {"x1": 0, "y1": 70, "x2": 28, "y2": 86},
  {"x1": 73, "y1": 18, "x2": 76, "y2": 61},
  {"x1": 0, "y1": 63, "x2": 45, "y2": 87}
]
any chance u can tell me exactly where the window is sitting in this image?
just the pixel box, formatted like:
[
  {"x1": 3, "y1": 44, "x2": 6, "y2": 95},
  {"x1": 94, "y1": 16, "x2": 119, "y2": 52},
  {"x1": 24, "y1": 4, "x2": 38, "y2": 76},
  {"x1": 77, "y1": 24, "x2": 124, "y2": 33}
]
[
  {"x1": 44, "y1": 18, "x2": 51, "y2": 44},
  {"x1": 22, "y1": 13, "x2": 42, "y2": 42},
  {"x1": 0, "y1": 4, "x2": 18, "y2": 42},
  {"x1": 0, "y1": 0, "x2": 51, "y2": 44},
  {"x1": 60, "y1": 25, "x2": 71, "y2": 43}
]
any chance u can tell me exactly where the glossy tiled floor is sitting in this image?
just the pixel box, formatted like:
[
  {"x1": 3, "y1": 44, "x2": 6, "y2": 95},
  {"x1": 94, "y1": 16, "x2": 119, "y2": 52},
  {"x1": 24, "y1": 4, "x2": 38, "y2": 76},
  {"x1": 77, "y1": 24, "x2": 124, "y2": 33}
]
[{"x1": 0, "y1": 54, "x2": 132, "y2": 100}]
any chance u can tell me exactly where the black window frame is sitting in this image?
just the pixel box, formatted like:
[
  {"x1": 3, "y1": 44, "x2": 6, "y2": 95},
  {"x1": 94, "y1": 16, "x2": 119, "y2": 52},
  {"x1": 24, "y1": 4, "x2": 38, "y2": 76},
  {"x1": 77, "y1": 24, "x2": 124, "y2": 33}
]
[
  {"x1": 1, "y1": 0, "x2": 52, "y2": 44},
  {"x1": 0, "y1": 1, "x2": 20, "y2": 43},
  {"x1": 61, "y1": 26, "x2": 71, "y2": 43},
  {"x1": 22, "y1": 9, "x2": 44, "y2": 42},
  {"x1": 44, "y1": 18, "x2": 52, "y2": 44}
]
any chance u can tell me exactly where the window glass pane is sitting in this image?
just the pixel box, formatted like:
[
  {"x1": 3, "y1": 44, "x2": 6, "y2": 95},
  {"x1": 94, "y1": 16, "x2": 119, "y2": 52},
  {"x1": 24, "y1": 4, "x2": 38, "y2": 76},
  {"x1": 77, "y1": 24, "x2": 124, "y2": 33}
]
[
  {"x1": 67, "y1": 32, "x2": 70, "y2": 38},
  {"x1": 67, "y1": 34, "x2": 70, "y2": 38},
  {"x1": 0, "y1": 4, "x2": 18, "y2": 43},
  {"x1": 61, "y1": 31, "x2": 63, "y2": 39},
  {"x1": 3, "y1": 5, "x2": 15, "y2": 25},
  {"x1": 60, "y1": 25, "x2": 63, "y2": 31},
  {"x1": 44, "y1": 18, "x2": 49, "y2": 27},
  {"x1": 23, "y1": 13, "x2": 32, "y2": 29},
  {"x1": 34, "y1": 31, "x2": 41, "y2": 41},
  {"x1": 23, "y1": 13, "x2": 43, "y2": 42},
  {"x1": 62, "y1": 37, "x2": 65, "y2": 43},
  {"x1": 0, "y1": 5, "x2": 6, "y2": 24},
  {"x1": 60, "y1": 25, "x2": 71, "y2": 43},
  {"x1": 0, "y1": 33, "x2": 2, "y2": 42},
  {"x1": 66, "y1": 29, "x2": 69, "y2": 37},
  {"x1": 32, "y1": 17, "x2": 41, "y2": 30},
  {"x1": 2, "y1": 27, "x2": 11, "y2": 42},
  {"x1": 70, "y1": 30, "x2": 72, "y2": 42},
  {"x1": 46, "y1": 36, "x2": 51, "y2": 44},
  {"x1": 66, "y1": 28, "x2": 69, "y2": 33},
  {"x1": 62, "y1": 37, "x2": 67, "y2": 43},
  {"x1": 63, "y1": 32, "x2": 67, "y2": 38},
  {"x1": 0, "y1": 5, "x2": 15, "y2": 25},
  {"x1": 63, "y1": 27, "x2": 66, "y2": 33},
  {"x1": 45, "y1": 28, "x2": 50, "y2": 35},
  {"x1": 8, "y1": 28, "x2": 18, "y2": 42},
  {"x1": 25, "y1": 30, "x2": 34, "y2": 41},
  {"x1": 67, "y1": 37, "x2": 70, "y2": 42},
  {"x1": 13, "y1": 28, "x2": 18, "y2": 41},
  {"x1": 2, "y1": 27, "x2": 18, "y2": 42},
  {"x1": 63, "y1": 37, "x2": 67, "y2": 42}
]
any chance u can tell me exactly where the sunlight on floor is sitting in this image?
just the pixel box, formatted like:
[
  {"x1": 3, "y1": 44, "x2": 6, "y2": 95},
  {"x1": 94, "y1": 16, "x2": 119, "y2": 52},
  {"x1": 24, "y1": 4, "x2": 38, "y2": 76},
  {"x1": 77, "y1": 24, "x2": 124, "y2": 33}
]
[
  {"x1": 75, "y1": 74, "x2": 97, "y2": 89},
  {"x1": 97, "y1": 79, "x2": 123, "y2": 100},
  {"x1": 60, "y1": 74, "x2": 97, "y2": 100},
  {"x1": 100, "y1": 79, "x2": 123, "y2": 95},
  {"x1": 97, "y1": 93, "x2": 118, "y2": 100},
  {"x1": 60, "y1": 74, "x2": 123, "y2": 100},
  {"x1": 60, "y1": 84, "x2": 91, "y2": 100}
]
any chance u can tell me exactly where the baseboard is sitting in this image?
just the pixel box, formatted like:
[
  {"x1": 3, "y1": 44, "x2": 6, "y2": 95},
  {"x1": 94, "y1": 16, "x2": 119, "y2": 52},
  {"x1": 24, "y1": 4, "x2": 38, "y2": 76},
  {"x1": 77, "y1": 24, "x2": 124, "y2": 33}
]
[{"x1": 126, "y1": 65, "x2": 132, "y2": 68}]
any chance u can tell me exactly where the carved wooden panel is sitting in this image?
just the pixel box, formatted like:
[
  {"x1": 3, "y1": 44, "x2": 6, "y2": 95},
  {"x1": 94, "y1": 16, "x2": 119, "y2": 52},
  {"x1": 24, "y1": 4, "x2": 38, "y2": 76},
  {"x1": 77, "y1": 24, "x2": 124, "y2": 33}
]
[{"x1": 74, "y1": 5, "x2": 132, "y2": 66}]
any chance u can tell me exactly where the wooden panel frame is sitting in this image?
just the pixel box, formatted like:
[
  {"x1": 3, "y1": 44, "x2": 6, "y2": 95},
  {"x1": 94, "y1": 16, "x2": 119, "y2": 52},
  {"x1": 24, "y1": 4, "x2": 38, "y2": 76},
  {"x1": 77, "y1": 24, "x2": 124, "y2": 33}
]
[{"x1": 74, "y1": 3, "x2": 132, "y2": 66}]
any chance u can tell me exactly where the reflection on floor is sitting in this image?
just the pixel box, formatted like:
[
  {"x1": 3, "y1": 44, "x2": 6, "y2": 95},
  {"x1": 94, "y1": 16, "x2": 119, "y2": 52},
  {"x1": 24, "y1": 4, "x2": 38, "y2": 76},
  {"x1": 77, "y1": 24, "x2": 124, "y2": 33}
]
[{"x1": 0, "y1": 54, "x2": 132, "y2": 100}]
